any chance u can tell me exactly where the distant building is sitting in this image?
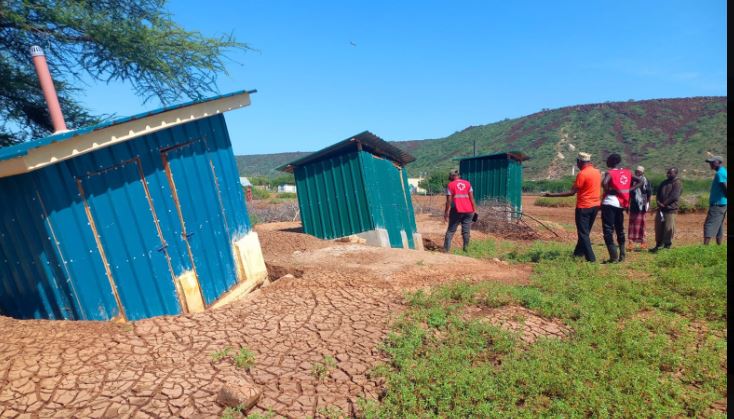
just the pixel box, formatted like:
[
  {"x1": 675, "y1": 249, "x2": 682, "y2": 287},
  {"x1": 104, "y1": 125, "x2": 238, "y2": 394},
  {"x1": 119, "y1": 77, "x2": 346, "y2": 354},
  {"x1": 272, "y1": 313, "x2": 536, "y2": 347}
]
[
  {"x1": 239, "y1": 176, "x2": 252, "y2": 187},
  {"x1": 407, "y1": 177, "x2": 426, "y2": 195},
  {"x1": 277, "y1": 184, "x2": 297, "y2": 193},
  {"x1": 279, "y1": 131, "x2": 423, "y2": 250}
]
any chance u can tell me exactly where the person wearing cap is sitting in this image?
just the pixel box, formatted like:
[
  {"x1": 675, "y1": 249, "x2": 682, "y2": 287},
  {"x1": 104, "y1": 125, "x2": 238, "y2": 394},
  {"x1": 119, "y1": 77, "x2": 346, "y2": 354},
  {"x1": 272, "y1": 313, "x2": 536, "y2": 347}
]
[
  {"x1": 703, "y1": 156, "x2": 727, "y2": 245},
  {"x1": 542, "y1": 152, "x2": 601, "y2": 262},
  {"x1": 627, "y1": 165, "x2": 652, "y2": 250},
  {"x1": 443, "y1": 169, "x2": 477, "y2": 252},
  {"x1": 650, "y1": 167, "x2": 682, "y2": 252}
]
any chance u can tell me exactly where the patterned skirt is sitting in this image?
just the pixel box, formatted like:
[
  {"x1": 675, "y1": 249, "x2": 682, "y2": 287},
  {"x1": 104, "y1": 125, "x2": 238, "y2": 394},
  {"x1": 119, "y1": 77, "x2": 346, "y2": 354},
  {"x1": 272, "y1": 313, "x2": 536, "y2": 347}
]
[{"x1": 628, "y1": 211, "x2": 647, "y2": 243}]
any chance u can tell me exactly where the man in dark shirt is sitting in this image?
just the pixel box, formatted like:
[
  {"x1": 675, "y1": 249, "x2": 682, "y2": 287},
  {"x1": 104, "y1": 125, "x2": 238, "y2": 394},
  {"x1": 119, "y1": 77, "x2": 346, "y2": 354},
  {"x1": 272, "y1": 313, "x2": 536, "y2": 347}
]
[{"x1": 650, "y1": 167, "x2": 682, "y2": 252}]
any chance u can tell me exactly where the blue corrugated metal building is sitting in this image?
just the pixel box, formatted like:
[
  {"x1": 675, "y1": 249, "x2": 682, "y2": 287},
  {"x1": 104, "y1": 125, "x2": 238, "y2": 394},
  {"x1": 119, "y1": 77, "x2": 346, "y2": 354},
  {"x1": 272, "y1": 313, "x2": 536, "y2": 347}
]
[
  {"x1": 0, "y1": 90, "x2": 268, "y2": 321},
  {"x1": 278, "y1": 131, "x2": 423, "y2": 250}
]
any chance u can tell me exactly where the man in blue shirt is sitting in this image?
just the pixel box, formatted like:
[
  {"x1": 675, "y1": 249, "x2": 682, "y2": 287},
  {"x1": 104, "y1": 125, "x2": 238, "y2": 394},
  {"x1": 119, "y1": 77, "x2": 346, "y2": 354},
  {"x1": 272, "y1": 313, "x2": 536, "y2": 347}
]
[{"x1": 703, "y1": 156, "x2": 727, "y2": 245}]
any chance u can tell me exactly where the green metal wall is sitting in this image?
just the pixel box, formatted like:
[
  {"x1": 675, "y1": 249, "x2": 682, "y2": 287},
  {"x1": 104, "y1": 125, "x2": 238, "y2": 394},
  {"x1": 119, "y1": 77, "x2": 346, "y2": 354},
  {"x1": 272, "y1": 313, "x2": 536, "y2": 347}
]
[
  {"x1": 459, "y1": 157, "x2": 523, "y2": 216},
  {"x1": 294, "y1": 151, "x2": 373, "y2": 240},
  {"x1": 359, "y1": 152, "x2": 417, "y2": 248},
  {"x1": 294, "y1": 150, "x2": 418, "y2": 248}
]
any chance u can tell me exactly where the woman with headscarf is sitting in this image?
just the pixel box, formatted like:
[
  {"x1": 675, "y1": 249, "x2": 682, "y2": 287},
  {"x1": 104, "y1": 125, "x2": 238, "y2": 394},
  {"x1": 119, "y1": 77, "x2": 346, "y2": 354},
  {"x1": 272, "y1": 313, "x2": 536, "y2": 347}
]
[{"x1": 627, "y1": 166, "x2": 652, "y2": 250}]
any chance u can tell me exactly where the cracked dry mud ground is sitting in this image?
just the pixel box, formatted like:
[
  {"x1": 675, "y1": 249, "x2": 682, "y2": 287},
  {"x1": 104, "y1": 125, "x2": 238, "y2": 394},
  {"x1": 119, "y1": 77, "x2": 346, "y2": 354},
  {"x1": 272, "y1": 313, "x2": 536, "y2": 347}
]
[{"x1": 0, "y1": 227, "x2": 528, "y2": 418}]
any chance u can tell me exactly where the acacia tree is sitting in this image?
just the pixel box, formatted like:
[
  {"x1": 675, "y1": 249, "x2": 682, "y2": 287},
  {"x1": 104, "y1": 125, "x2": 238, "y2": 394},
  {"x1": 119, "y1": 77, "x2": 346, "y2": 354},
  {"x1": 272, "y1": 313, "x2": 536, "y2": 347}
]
[{"x1": 0, "y1": 0, "x2": 248, "y2": 146}]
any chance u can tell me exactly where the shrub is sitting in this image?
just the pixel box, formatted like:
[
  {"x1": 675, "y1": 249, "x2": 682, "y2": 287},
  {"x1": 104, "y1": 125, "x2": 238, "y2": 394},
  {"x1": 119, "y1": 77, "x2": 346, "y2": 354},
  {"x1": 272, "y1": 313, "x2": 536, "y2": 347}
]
[
  {"x1": 250, "y1": 187, "x2": 270, "y2": 200},
  {"x1": 534, "y1": 196, "x2": 576, "y2": 207}
]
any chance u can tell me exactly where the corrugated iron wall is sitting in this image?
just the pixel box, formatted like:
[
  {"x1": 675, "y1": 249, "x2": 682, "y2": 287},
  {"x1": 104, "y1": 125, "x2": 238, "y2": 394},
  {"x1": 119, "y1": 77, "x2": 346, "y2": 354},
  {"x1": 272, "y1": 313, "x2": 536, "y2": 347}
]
[
  {"x1": 460, "y1": 156, "x2": 523, "y2": 216},
  {"x1": 294, "y1": 149, "x2": 418, "y2": 249},
  {"x1": 0, "y1": 114, "x2": 251, "y2": 321},
  {"x1": 295, "y1": 151, "x2": 373, "y2": 240},
  {"x1": 360, "y1": 153, "x2": 417, "y2": 248}
]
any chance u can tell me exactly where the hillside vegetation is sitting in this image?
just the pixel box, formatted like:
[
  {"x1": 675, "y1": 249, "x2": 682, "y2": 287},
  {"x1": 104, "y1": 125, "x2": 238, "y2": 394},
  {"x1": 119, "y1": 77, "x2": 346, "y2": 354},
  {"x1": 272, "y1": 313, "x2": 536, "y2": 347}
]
[
  {"x1": 236, "y1": 97, "x2": 727, "y2": 180},
  {"x1": 235, "y1": 152, "x2": 310, "y2": 177}
]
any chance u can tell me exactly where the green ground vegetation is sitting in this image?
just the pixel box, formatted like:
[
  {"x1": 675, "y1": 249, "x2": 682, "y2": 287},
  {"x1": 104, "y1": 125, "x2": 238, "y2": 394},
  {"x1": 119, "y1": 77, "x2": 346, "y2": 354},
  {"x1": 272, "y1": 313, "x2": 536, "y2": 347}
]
[
  {"x1": 312, "y1": 355, "x2": 338, "y2": 381},
  {"x1": 533, "y1": 193, "x2": 709, "y2": 213},
  {"x1": 362, "y1": 242, "x2": 727, "y2": 418},
  {"x1": 210, "y1": 346, "x2": 255, "y2": 370},
  {"x1": 524, "y1": 175, "x2": 712, "y2": 195}
]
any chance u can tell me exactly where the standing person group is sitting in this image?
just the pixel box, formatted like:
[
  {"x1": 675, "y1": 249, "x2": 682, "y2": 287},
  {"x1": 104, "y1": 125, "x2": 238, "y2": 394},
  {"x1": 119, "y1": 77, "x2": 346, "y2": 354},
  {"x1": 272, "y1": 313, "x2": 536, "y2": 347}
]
[{"x1": 543, "y1": 152, "x2": 726, "y2": 262}]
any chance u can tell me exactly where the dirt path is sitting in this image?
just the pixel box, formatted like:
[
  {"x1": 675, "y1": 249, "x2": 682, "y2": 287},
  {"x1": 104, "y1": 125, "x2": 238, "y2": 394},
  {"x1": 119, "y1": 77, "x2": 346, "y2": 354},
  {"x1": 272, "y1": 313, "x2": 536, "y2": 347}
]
[{"x1": 0, "y1": 227, "x2": 527, "y2": 418}]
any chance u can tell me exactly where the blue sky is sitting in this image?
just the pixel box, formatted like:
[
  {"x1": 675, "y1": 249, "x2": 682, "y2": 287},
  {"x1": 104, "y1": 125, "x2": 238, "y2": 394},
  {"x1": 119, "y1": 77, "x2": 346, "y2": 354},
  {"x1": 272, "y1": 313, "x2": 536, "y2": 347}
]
[{"x1": 79, "y1": 0, "x2": 726, "y2": 155}]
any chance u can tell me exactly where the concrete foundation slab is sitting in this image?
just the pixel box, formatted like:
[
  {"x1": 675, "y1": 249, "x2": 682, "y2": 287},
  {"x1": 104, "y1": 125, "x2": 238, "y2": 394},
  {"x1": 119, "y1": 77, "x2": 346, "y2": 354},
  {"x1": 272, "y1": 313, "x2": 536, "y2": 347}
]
[
  {"x1": 355, "y1": 228, "x2": 391, "y2": 248},
  {"x1": 232, "y1": 231, "x2": 268, "y2": 284},
  {"x1": 178, "y1": 270, "x2": 205, "y2": 313},
  {"x1": 413, "y1": 233, "x2": 425, "y2": 251}
]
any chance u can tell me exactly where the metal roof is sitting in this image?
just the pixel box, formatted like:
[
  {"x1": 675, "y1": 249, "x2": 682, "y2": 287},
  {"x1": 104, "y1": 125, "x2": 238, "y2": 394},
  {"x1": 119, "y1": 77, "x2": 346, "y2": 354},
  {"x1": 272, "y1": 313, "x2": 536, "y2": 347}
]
[
  {"x1": 0, "y1": 89, "x2": 255, "y2": 178},
  {"x1": 455, "y1": 151, "x2": 530, "y2": 162},
  {"x1": 278, "y1": 131, "x2": 415, "y2": 173}
]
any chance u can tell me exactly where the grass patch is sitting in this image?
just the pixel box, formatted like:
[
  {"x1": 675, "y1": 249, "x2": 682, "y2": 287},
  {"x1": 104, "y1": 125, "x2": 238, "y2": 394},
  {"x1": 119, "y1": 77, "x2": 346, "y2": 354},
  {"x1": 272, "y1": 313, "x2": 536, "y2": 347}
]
[
  {"x1": 450, "y1": 238, "x2": 518, "y2": 260},
  {"x1": 534, "y1": 194, "x2": 708, "y2": 213},
  {"x1": 211, "y1": 347, "x2": 231, "y2": 362},
  {"x1": 233, "y1": 347, "x2": 255, "y2": 369},
  {"x1": 220, "y1": 404, "x2": 245, "y2": 419},
  {"x1": 211, "y1": 346, "x2": 255, "y2": 370},
  {"x1": 534, "y1": 195, "x2": 576, "y2": 207},
  {"x1": 364, "y1": 244, "x2": 727, "y2": 417},
  {"x1": 312, "y1": 355, "x2": 337, "y2": 381},
  {"x1": 317, "y1": 406, "x2": 346, "y2": 418},
  {"x1": 250, "y1": 187, "x2": 271, "y2": 200}
]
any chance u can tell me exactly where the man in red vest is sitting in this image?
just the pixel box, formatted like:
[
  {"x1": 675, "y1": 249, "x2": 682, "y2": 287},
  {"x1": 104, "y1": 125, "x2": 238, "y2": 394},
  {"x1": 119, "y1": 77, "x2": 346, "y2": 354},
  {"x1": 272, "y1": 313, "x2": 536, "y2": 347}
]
[
  {"x1": 443, "y1": 169, "x2": 477, "y2": 252},
  {"x1": 601, "y1": 153, "x2": 640, "y2": 263}
]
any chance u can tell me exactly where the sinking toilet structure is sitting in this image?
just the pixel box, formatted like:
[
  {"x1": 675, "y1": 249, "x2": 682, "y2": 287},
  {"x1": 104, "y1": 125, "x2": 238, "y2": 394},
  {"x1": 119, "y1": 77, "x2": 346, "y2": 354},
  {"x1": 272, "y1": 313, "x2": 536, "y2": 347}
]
[
  {"x1": 0, "y1": 90, "x2": 268, "y2": 321},
  {"x1": 278, "y1": 131, "x2": 423, "y2": 250}
]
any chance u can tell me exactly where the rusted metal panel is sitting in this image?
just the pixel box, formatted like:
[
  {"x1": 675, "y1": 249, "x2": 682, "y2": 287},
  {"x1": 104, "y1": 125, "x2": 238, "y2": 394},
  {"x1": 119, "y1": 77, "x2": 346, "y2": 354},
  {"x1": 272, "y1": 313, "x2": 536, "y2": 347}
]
[{"x1": 0, "y1": 112, "x2": 252, "y2": 320}]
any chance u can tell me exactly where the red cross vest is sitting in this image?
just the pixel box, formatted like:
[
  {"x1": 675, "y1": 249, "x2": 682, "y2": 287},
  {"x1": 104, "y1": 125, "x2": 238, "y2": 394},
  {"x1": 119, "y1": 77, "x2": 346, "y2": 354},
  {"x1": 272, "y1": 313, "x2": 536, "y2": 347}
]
[
  {"x1": 605, "y1": 168, "x2": 633, "y2": 208},
  {"x1": 447, "y1": 179, "x2": 474, "y2": 213}
]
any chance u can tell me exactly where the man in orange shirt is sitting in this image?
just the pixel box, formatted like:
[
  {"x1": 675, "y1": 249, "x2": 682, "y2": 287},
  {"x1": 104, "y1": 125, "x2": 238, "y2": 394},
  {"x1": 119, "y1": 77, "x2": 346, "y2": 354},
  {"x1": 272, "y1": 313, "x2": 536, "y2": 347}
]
[{"x1": 542, "y1": 152, "x2": 602, "y2": 262}]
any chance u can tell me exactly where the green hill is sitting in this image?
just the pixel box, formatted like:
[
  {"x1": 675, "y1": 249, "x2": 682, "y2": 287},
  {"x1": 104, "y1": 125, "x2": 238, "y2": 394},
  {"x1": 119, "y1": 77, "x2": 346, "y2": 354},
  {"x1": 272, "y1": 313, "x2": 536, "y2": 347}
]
[
  {"x1": 236, "y1": 97, "x2": 727, "y2": 180},
  {"x1": 235, "y1": 152, "x2": 310, "y2": 177}
]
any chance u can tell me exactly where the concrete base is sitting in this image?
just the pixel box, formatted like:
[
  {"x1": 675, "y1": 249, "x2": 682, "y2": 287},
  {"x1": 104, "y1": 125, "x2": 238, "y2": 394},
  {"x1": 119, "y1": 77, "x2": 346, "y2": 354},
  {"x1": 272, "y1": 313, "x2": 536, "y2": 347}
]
[
  {"x1": 400, "y1": 230, "x2": 409, "y2": 249},
  {"x1": 355, "y1": 228, "x2": 391, "y2": 248},
  {"x1": 413, "y1": 233, "x2": 425, "y2": 251},
  {"x1": 210, "y1": 275, "x2": 263, "y2": 310},
  {"x1": 353, "y1": 229, "x2": 425, "y2": 251},
  {"x1": 212, "y1": 231, "x2": 268, "y2": 310},
  {"x1": 232, "y1": 231, "x2": 268, "y2": 284},
  {"x1": 177, "y1": 270, "x2": 205, "y2": 313}
]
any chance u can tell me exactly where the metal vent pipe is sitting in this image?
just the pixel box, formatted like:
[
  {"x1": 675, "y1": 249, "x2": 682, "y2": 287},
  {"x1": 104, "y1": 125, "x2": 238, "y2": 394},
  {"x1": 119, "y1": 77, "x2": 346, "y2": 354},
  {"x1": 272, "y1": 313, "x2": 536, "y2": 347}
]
[{"x1": 30, "y1": 45, "x2": 67, "y2": 133}]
